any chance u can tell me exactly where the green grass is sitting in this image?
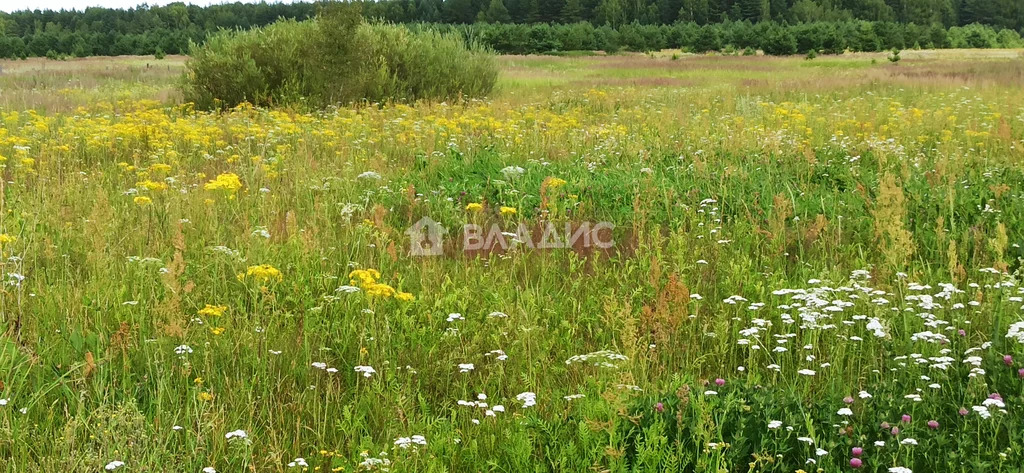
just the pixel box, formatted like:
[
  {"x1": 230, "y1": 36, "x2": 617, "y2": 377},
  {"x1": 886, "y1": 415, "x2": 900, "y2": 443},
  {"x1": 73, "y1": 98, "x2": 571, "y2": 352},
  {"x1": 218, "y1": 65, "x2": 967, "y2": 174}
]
[{"x1": 0, "y1": 51, "x2": 1023, "y2": 472}]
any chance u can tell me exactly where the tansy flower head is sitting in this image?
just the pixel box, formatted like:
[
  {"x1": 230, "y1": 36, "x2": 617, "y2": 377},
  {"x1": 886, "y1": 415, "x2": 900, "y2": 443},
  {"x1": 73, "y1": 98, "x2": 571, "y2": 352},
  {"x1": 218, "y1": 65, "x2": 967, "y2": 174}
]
[
  {"x1": 544, "y1": 177, "x2": 567, "y2": 189},
  {"x1": 500, "y1": 206, "x2": 517, "y2": 216},
  {"x1": 137, "y1": 179, "x2": 168, "y2": 192},
  {"x1": 149, "y1": 163, "x2": 172, "y2": 174},
  {"x1": 365, "y1": 283, "x2": 396, "y2": 298},
  {"x1": 198, "y1": 304, "x2": 228, "y2": 317},
  {"x1": 204, "y1": 173, "x2": 243, "y2": 198},
  {"x1": 0, "y1": 234, "x2": 15, "y2": 245},
  {"x1": 133, "y1": 196, "x2": 152, "y2": 206},
  {"x1": 465, "y1": 202, "x2": 483, "y2": 212},
  {"x1": 395, "y1": 292, "x2": 415, "y2": 302},
  {"x1": 348, "y1": 269, "x2": 381, "y2": 287},
  {"x1": 243, "y1": 264, "x2": 283, "y2": 283}
]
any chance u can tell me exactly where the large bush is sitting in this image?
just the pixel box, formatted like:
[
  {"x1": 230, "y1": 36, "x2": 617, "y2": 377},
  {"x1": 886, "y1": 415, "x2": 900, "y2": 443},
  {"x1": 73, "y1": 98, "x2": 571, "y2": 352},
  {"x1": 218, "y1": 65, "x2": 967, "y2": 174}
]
[
  {"x1": 181, "y1": 9, "x2": 497, "y2": 109},
  {"x1": 760, "y1": 23, "x2": 798, "y2": 55}
]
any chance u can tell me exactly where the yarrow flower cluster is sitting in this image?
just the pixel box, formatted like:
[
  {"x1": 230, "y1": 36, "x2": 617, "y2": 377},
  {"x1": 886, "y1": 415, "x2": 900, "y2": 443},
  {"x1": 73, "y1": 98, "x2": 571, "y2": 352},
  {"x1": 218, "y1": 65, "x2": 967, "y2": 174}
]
[
  {"x1": 565, "y1": 350, "x2": 628, "y2": 368},
  {"x1": 394, "y1": 435, "x2": 427, "y2": 448}
]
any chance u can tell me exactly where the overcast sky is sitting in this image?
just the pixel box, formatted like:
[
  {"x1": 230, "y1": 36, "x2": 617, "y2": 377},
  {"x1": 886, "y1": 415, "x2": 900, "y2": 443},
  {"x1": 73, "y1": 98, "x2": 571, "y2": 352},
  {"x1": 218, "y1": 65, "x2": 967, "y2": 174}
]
[{"x1": 0, "y1": 1, "x2": 297, "y2": 13}]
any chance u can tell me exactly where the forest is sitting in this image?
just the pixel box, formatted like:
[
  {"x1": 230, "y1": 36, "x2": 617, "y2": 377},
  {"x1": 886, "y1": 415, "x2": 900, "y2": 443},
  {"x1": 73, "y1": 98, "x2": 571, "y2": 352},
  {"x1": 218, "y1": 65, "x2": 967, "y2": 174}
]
[{"x1": 0, "y1": 0, "x2": 1021, "y2": 58}]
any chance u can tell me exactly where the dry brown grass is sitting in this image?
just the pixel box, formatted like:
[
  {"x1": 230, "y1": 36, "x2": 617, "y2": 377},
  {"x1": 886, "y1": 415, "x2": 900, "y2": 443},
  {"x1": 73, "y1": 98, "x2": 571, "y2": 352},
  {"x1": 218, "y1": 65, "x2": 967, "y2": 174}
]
[
  {"x1": 872, "y1": 58, "x2": 1024, "y2": 88},
  {"x1": 0, "y1": 55, "x2": 186, "y2": 113}
]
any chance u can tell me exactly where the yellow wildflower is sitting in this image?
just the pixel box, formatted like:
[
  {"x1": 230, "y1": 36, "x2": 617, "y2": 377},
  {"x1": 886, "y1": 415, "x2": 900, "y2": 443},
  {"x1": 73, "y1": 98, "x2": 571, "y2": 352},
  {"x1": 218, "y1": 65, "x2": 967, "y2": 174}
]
[
  {"x1": 365, "y1": 283, "x2": 396, "y2": 298},
  {"x1": 197, "y1": 392, "x2": 214, "y2": 401},
  {"x1": 243, "y1": 264, "x2": 283, "y2": 283},
  {"x1": 198, "y1": 304, "x2": 228, "y2": 317},
  {"x1": 0, "y1": 234, "x2": 15, "y2": 245},
  {"x1": 545, "y1": 177, "x2": 567, "y2": 188},
  {"x1": 137, "y1": 179, "x2": 167, "y2": 192},
  {"x1": 348, "y1": 269, "x2": 381, "y2": 287},
  {"x1": 500, "y1": 206, "x2": 517, "y2": 216},
  {"x1": 209, "y1": 327, "x2": 225, "y2": 336},
  {"x1": 465, "y1": 202, "x2": 483, "y2": 212},
  {"x1": 133, "y1": 196, "x2": 152, "y2": 206},
  {"x1": 395, "y1": 292, "x2": 415, "y2": 302},
  {"x1": 204, "y1": 172, "x2": 243, "y2": 198}
]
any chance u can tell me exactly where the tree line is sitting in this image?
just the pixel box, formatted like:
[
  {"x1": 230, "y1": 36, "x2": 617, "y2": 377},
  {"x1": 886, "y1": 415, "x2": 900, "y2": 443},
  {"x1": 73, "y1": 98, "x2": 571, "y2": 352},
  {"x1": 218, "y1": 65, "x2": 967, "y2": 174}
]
[
  {"x1": 0, "y1": 0, "x2": 1021, "y2": 58},
  {"x1": 428, "y1": 20, "x2": 1022, "y2": 55}
]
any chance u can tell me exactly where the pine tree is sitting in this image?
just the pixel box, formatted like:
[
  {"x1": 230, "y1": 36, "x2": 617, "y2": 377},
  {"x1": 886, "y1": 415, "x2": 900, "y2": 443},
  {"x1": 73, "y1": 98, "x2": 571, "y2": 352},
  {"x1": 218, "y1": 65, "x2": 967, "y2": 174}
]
[
  {"x1": 678, "y1": 0, "x2": 711, "y2": 24},
  {"x1": 416, "y1": 0, "x2": 442, "y2": 22},
  {"x1": 596, "y1": 0, "x2": 626, "y2": 25},
  {"x1": 483, "y1": 0, "x2": 513, "y2": 22},
  {"x1": 541, "y1": 0, "x2": 567, "y2": 22},
  {"x1": 739, "y1": 0, "x2": 765, "y2": 21},
  {"x1": 443, "y1": 0, "x2": 478, "y2": 23},
  {"x1": 526, "y1": 0, "x2": 543, "y2": 22},
  {"x1": 656, "y1": 0, "x2": 683, "y2": 23},
  {"x1": 562, "y1": 0, "x2": 586, "y2": 22}
]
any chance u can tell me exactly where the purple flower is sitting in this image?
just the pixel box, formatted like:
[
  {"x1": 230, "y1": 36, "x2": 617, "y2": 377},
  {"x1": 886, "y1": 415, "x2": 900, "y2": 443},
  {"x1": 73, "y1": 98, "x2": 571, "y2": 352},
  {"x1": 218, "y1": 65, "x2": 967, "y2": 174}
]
[
  {"x1": 958, "y1": 407, "x2": 969, "y2": 416},
  {"x1": 890, "y1": 426, "x2": 900, "y2": 436},
  {"x1": 714, "y1": 378, "x2": 725, "y2": 386},
  {"x1": 843, "y1": 396, "x2": 854, "y2": 404},
  {"x1": 655, "y1": 402, "x2": 664, "y2": 413},
  {"x1": 901, "y1": 414, "x2": 911, "y2": 423},
  {"x1": 1018, "y1": 368, "x2": 1024, "y2": 378},
  {"x1": 851, "y1": 447, "x2": 863, "y2": 457},
  {"x1": 1004, "y1": 355, "x2": 1013, "y2": 366},
  {"x1": 958, "y1": 329, "x2": 966, "y2": 336},
  {"x1": 927, "y1": 420, "x2": 939, "y2": 429},
  {"x1": 880, "y1": 422, "x2": 891, "y2": 430},
  {"x1": 850, "y1": 458, "x2": 863, "y2": 468}
]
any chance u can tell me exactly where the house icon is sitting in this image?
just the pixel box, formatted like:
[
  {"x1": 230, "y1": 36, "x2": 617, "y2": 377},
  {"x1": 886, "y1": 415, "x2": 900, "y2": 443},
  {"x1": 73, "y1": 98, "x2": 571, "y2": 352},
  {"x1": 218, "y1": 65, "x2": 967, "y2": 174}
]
[{"x1": 406, "y1": 216, "x2": 446, "y2": 256}]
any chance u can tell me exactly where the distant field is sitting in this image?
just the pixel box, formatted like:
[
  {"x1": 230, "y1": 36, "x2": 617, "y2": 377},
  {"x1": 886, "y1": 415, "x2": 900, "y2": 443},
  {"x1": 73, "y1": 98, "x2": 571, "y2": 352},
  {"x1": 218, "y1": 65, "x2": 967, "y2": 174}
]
[
  {"x1": 1, "y1": 49, "x2": 1022, "y2": 111},
  {"x1": 0, "y1": 50, "x2": 1023, "y2": 472}
]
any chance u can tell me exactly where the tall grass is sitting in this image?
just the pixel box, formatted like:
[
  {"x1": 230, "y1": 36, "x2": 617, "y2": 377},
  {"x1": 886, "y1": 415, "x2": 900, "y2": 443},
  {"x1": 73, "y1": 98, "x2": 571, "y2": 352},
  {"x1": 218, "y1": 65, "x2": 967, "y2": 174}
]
[{"x1": 1, "y1": 52, "x2": 1023, "y2": 472}]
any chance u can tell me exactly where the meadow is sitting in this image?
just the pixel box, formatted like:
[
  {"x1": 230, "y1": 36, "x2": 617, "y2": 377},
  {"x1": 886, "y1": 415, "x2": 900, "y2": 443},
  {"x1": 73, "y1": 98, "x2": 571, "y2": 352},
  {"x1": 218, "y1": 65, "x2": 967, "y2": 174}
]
[{"x1": 0, "y1": 49, "x2": 1023, "y2": 472}]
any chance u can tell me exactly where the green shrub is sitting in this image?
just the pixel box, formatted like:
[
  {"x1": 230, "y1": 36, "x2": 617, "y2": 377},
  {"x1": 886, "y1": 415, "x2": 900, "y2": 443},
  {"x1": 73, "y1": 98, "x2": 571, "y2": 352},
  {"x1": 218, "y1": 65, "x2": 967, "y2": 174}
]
[
  {"x1": 888, "y1": 48, "x2": 901, "y2": 63},
  {"x1": 691, "y1": 26, "x2": 721, "y2": 53},
  {"x1": 760, "y1": 23, "x2": 797, "y2": 56},
  {"x1": 181, "y1": 8, "x2": 497, "y2": 109},
  {"x1": 352, "y1": 23, "x2": 498, "y2": 104}
]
